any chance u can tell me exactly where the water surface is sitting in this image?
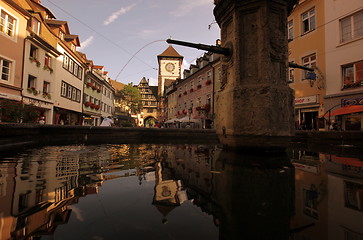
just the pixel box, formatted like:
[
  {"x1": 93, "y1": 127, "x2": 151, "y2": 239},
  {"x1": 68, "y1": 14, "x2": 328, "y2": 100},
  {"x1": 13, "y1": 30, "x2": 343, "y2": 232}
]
[{"x1": 0, "y1": 144, "x2": 362, "y2": 239}]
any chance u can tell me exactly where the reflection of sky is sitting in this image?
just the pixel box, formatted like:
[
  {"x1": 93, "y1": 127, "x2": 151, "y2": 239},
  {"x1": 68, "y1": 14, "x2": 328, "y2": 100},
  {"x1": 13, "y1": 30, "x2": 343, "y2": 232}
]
[{"x1": 56, "y1": 175, "x2": 217, "y2": 240}]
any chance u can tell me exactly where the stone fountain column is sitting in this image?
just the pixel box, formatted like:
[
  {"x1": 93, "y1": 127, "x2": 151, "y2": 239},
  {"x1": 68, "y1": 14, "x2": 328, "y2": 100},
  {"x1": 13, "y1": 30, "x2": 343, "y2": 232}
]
[{"x1": 214, "y1": 0, "x2": 295, "y2": 149}]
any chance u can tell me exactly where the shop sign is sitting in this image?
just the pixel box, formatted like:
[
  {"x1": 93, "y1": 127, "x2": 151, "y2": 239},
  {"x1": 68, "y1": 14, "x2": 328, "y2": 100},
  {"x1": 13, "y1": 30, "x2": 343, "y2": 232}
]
[
  {"x1": 24, "y1": 97, "x2": 52, "y2": 108},
  {"x1": 341, "y1": 96, "x2": 363, "y2": 107},
  {"x1": 295, "y1": 95, "x2": 319, "y2": 105},
  {"x1": 292, "y1": 162, "x2": 320, "y2": 174},
  {"x1": 0, "y1": 92, "x2": 22, "y2": 101}
]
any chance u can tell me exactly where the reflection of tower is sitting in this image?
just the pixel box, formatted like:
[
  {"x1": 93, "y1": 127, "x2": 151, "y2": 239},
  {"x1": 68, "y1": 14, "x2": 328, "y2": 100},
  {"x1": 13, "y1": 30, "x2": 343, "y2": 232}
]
[
  {"x1": 152, "y1": 162, "x2": 187, "y2": 223},
  {"x1": 157, "y1": 46, "x2": 183, "y2": 121}
]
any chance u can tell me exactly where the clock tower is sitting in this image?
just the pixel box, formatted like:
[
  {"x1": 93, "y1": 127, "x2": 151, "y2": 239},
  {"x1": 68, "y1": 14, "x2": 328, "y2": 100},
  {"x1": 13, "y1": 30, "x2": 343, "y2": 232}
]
[
  {"x1": 157, "y1": 45, "x2": 183, "y2": 97},
  {"x1": 156, "y1": 46, "x2": 183, "y2": 122}
]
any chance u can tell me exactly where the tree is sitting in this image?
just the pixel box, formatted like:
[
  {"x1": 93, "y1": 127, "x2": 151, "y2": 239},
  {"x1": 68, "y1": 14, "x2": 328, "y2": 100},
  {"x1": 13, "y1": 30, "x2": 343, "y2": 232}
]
[{"x1": 115, "y1": 84, "x2": 142, "y2": 114}]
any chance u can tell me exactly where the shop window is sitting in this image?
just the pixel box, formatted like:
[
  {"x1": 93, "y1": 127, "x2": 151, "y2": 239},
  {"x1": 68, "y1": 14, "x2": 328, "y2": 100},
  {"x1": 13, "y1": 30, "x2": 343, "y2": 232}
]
[
  {"x1": 344, "y1": 181, "x2": 363, "y2": 212},
  {"x1": 301, "y1": 7, "x2": 316, "y2": 34},
  {"x1": 345, "y1": 117, "x2": 361, "y2": 130},
  {"x1": 340, "y1": 11, "x2": 363, "y2": 43}
]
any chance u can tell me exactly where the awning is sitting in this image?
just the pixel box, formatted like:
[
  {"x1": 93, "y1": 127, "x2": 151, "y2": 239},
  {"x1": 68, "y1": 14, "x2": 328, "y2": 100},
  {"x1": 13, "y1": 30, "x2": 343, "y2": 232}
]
[
  {"x1": 320, "y1": 105, "x2": 363, "y2": 118},
  {"x1": 330, "y1": 155, "x2": 363, "y2": 167}
]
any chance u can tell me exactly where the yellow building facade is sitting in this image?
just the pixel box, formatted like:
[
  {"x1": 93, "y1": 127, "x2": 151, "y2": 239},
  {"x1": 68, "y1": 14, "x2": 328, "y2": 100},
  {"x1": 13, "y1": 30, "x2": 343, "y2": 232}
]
[{"x1": 288, "y1": 0, "x2": 326, "y2": 130}]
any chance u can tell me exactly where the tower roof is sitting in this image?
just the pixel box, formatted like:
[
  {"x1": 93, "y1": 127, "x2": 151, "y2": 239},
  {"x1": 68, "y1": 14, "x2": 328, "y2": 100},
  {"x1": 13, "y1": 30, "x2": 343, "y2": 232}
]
[{"x1": 157, "y1": 46, "x2": 183, "y2": 59}]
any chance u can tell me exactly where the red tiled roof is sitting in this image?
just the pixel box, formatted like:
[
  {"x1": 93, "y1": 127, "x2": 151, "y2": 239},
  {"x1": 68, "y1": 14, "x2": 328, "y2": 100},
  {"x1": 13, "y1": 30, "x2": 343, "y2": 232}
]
[{"x1": 158, "y1": 46, "x2": 183, "y2": 59}]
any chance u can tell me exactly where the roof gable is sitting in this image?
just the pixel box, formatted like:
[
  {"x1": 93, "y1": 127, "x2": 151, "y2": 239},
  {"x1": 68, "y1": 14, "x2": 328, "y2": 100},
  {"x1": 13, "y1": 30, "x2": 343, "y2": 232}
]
[{"x1": 157, "y1": 46, "x2": 183, "y2": 59}]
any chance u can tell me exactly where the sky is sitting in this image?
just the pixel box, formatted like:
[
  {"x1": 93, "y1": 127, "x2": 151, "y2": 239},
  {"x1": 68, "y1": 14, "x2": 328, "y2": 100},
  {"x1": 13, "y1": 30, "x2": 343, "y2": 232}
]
[{"x1": 41, "y1": 0, "x2": 221, "y2": 86}]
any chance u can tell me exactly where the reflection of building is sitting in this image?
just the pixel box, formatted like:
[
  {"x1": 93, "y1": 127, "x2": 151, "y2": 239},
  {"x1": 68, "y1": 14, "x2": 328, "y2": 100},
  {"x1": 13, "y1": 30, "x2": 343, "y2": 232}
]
[
  {"x1": 291, "y1": 151, "x2": 328, "y2": 239},
  {"x1": 153, "y1": 162, "x2": 187, "y2": 222},
  {"x1": 325, "y1": 154, "x2": 363, "y2": 239}
]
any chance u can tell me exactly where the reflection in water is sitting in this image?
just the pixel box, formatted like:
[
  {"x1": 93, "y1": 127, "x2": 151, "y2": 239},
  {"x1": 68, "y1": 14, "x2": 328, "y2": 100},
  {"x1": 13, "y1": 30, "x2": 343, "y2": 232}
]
[{"x1": 0, "y1": 144, "x2": 362, "y2": 239}]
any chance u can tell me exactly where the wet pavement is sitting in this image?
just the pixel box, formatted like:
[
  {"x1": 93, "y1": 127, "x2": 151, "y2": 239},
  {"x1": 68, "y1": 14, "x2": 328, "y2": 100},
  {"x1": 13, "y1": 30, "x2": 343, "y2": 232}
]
[{"x1": 0, "y1": 144, "x2": 362, "y2": 239}]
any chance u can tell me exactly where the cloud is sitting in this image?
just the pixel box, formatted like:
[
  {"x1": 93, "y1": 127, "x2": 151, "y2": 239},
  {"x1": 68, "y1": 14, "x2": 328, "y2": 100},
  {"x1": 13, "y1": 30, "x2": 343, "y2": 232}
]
[
  {"x1": 169, "y1": 0, "x2": 213, "y2": 17},
  {"x1": 139, "y1": 29, "x2": 160, "y2": 38},
  {"x1": 103, "y1": 3, "x2": 136, "y2": 26},
  {"x1": 79, "y1": 35, "x2": 94, "y2": 50}
]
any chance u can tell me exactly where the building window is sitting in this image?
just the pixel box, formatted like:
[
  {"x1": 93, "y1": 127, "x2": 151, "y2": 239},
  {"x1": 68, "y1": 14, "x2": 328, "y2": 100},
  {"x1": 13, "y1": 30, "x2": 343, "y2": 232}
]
[
  {"x1": 63, "y1": 55, "x2": 69, "y2": 69},
  {"x1": 61, "y1": 81, "x2": 67, "y2": 96},
  {"x1": 69, "y1": 60, "x2": 74, "y2": 73},
  {"x1": 0, "y1": 10, "x2": 16, "y2": 37},
  {"x1": 289, "y1": 68, "x2": 295, "y2": 83},
  {"x1": 71, "y1": 43, "x2": 76, "y2": 52},
  {"x1": 76, "y1": 90, "x2": 81, "y2": 102},
  {"x1": 30, "y1": 45, "x2": 38, "y2": 59},
  {"x1": 31, "y1": 17, "x2": 40, "y2": 34},
  {"x1": 302, "y1": 54, "x2": 316, "y2": 79},
  {"x1": 67, "y1": 85, "x2": 72, "y2": 98},
  {"x1": 288, "y1": 20, "x2": 294, "y2": 41},
  {"x1": 340, "y1": 11, "x2": 363, "y2": 43},
  {"x1": 43, "y1": 81, "x2": 50, "y2": 94},
  {"x1": 59, "y1": 31, "x2": 64, "y2": 40},
  {"x1": 77, "y1": 66, "x2": 82, "y2": 79},
  {"x1": 0, "y1": 57, "x2": 11, "y2": 81},
  {"x1": 301, "y1": 7, "x2": 316, "y2": 34},
  {"x1": 72, "y1": 88, "x2": 76, "y2": 101},
  {"x1": 27, "y1": 75, "x2": 36, "y2": 88},
  {"x1": 44, "y1": 55, "x2": 51, "y2": 67},
  {"x1": 207, "y1": 70, "x2": 212, "y2": 80},
  {"x1": 342, "y1": 60, "x2": 363, "y2": 89}
]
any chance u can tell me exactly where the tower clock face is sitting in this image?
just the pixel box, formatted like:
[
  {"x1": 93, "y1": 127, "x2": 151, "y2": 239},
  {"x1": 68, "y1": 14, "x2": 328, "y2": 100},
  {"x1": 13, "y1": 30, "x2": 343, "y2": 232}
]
[{"x1": 165, "y1": 62, "x2": 175, "y2": 73}]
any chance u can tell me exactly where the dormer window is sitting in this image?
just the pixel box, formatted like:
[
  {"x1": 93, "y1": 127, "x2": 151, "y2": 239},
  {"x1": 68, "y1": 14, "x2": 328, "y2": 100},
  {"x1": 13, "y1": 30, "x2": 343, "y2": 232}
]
[
  {"x1": 31, "y1": 17, "x2": 40, "y2": 34},
  {"x1": 59, "y1": 31, "x2": 64, "y2": 40},
  {"x1": 71, "y1": 43, "x2": 76, "y2": 51}
]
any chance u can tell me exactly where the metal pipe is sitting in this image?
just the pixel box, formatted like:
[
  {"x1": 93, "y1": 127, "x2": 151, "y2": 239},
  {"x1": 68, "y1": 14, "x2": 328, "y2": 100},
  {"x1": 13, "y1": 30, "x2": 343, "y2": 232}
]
[
  {"x1": 288, "y1": 62, "x2": 314, "y2": 72},
  {"x1": 166, "y1": 39, "x2": 230, "y2": 56}
]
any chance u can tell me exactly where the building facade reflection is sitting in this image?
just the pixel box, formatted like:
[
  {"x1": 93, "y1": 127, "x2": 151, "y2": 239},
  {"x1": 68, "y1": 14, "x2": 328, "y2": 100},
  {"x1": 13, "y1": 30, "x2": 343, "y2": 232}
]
[{"x1": 0, "y1": 144, "x2": 362, "y2": 239}]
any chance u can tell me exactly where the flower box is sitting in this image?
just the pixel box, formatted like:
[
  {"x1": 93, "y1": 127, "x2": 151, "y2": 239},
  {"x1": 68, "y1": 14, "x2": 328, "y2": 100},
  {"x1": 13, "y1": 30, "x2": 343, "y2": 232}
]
[
  {"x1": 85, "y1": 101, "x2": 92, "y2": 107},
  {"x1": 27, "y1": 87, "x2": 38, "y2": 95},
  {"x1": 178, "y1": 94, "x2": 182, "y2": 98},
  {"x1": 87, "y1": 82, "x2": 93, "y2": 88},
  {"x1": 43, "y1": 65, "x2": 53, "y2": 73},
  {"x1": 92, "y1": 85, "x2": 97, "y2": 90},
  {"x1": 205, "y1": 79, "x2": 212, "y2": 85},
  {"x1": 197, "y1": 84, "x2": 202, "y2": 89},
  {"x1": 189, "y1": 88, "x2": 194, "y2": 93},
  {"x1": 29, "y1": 56, "x2": 40, "y2": 67},
  {"x1": 183, "y1": 91, "x2": 187, "y2": 95},
  {"x1": 42, "y1": 92, "x2": 51, "y2": 99}
]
